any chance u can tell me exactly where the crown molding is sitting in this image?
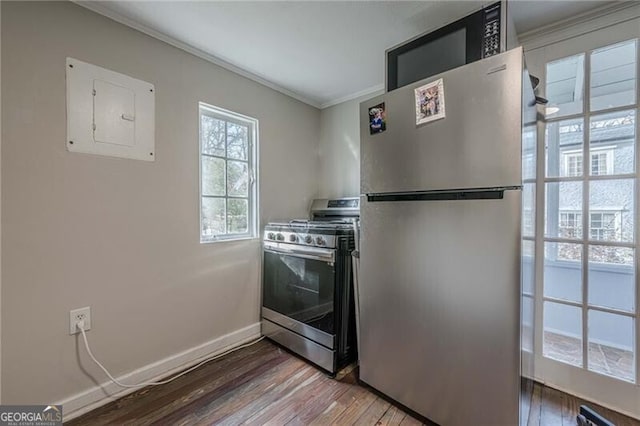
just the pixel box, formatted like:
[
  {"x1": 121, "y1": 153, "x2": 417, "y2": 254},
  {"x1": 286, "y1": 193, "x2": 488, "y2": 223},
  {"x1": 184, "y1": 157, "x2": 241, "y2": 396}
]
[
  {"x1": 73, "y1": 1, "x2": 322, "y2": 109},
  {"x1": 519, "y1": 1, "x2": 640, "y2": 51},
  {"x1": 319, "y1": 84, "x2": 385, "y2": 109}
]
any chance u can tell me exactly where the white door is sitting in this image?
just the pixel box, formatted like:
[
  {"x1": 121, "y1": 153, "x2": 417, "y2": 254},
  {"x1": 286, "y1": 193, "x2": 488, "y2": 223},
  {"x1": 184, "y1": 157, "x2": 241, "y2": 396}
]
[{"x1": 525, "y1": 16, "x2": 640, "y2": 418}]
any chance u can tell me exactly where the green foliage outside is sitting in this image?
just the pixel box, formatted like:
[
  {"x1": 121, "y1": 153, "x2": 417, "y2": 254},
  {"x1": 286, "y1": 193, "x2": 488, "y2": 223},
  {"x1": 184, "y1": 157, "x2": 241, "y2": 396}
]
[{"x1": 201, "y1": 115, "x2": 250, "y2": 238}]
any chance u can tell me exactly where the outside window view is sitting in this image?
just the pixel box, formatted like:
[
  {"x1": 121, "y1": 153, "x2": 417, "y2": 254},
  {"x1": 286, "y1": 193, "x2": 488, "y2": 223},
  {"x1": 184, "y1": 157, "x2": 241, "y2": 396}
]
[
  {"x1": 200, "y1": 105, "x2": 255, "y2": 241},
  {"x1": 542, "y1": 39, "x2": 637, "y2": 383}
]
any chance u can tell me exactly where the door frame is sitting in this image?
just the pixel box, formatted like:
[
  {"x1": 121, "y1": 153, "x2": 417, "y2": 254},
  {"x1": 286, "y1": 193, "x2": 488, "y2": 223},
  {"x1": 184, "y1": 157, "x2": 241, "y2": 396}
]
[{"x1": 525, "y1": 15, "x2": 640, "y2": 419}]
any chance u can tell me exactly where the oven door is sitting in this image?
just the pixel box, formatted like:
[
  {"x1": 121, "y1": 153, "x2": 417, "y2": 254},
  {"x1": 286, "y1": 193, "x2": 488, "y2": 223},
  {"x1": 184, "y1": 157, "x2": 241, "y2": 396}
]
[{"x1": 262, "y1": 242, "x2": 336, "y2": 349}]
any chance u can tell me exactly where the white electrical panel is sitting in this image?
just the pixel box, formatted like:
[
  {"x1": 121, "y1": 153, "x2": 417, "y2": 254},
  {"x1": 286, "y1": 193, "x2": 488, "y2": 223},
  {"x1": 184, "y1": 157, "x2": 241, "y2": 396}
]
[
  {"x1": 66, "y1": 58, "x2": 155, "y2": 161},
  {"x1": 93, "y1": 79, "x2": 136, "y2": 146}
]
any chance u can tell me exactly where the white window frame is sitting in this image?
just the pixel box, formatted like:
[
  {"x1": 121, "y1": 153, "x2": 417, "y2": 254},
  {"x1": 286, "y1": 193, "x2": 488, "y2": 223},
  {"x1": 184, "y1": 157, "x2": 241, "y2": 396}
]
[
  {"x1": 590, "y1": 147, "x2": 614, "y2": 175},
  {"x1": 533, "y1": 31, "x2": 639, "y2": 413},
  {"x1": 199, "y1": 102, "x2": 259, "y2": 243},
  {"x1": 563, "y1": 150, "x2": 584, "y2": 177},
  {"x1": 559, "y1": 210, "x2": 583, "y2": 238},
  {"x1": 561, "y1": 146, "x2": 615, "y2": 177},
  {"x1": 589, "y1": 210, "x2": 621, "y2": 241},
  {"x1": 557, "y1": 209, "x2": 623, "y2": 242}
]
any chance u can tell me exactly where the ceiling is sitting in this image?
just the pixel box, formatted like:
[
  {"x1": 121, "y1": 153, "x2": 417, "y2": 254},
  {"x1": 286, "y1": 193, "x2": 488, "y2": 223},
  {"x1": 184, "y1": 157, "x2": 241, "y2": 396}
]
[{"x1": 80, "y1": 1, "x2": 614, "y2": 109}]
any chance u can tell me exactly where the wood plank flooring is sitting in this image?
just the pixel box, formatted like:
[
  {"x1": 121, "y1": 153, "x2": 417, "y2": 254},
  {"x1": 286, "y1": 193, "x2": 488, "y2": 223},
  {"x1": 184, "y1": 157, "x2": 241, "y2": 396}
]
[
  {"x1": 68, "y1": 339, "x2": 640, "y2": 425},
  {"x1": 527, "y1": 382, "x2": 640, "y2": 426},
  {"x1": 67, "y1": 340, "x2": 422, "y2": 425}
]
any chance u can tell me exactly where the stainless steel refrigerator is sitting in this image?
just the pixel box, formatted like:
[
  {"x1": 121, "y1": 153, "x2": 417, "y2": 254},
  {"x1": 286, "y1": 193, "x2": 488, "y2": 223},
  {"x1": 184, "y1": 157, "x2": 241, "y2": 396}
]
[{"x1": 358, "y1": 47, "x2": 536, "y2": 425}]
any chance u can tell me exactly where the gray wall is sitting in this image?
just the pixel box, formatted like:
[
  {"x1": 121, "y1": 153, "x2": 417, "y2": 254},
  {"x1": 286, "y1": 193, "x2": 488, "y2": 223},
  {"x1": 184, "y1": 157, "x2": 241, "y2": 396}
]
[
  {"x1": 318, "y1": 93, "x2": 379, "y2": 198},
  {"x1": 1, "y1": 1, "x2": 319, "y2": 405}
]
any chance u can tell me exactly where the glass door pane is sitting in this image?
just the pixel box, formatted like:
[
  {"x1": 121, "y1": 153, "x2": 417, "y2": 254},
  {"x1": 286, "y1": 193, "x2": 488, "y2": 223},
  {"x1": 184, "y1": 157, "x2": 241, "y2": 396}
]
[
  {"x1": 589, "y1": 179, "x2": 635, "y2": 243},
  {"x1": 546, "y1": 118, "x2": 584, "y2": 178},
  {"x1": 590, "y1": 40, "x2": 637, "y2": 112},
  {"x1": 588, "y1": 246, "x2": 635, "y2": 313},
  {"x1": 545, "y1": 182, "x2": 583, "y2": 238},
  {"x1": 546, "y1": 54, "x2": 585, "y2": 119},
  {"x1": 543, "y1": 301, "x2": 583, "y2": 367},
  {"x1": 589, "y1": 110, "x2": 636, "y2": 176},
  {"x1": 588, "y1": 310, "x2": 635, "y2": 382},
  {"x1": 544, "y1": 242, "x2": 582, "y2": 303}
]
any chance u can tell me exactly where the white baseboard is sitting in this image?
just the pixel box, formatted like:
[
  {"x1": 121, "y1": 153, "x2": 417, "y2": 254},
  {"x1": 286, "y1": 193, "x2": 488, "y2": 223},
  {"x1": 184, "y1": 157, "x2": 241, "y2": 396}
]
[{"x1": 59, "y1": 322, "x2": 261, "y2": 422}]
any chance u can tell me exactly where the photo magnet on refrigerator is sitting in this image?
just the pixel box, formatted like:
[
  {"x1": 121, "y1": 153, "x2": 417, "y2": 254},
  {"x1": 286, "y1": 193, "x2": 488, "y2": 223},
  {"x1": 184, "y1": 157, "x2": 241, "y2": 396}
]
[
  {"x1": 415, "y1": 78, "x2": 446, "y2": 125},
  {"x1": 368, "y1": 102, "x2": 387, "y2": 135}
]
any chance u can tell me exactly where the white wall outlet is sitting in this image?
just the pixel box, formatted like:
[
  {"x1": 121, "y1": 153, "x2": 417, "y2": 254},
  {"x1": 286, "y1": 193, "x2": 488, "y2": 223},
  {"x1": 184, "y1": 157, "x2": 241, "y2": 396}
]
[{"x1": 69, "y1": 306, "x2": 91, "y2": 335}]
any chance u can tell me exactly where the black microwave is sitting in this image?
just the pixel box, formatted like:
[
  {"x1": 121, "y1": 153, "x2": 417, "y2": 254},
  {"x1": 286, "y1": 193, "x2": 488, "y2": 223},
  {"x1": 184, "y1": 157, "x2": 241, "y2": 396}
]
[{"x1": 386, "y1": 2, "x2": 510, "y2": 92}]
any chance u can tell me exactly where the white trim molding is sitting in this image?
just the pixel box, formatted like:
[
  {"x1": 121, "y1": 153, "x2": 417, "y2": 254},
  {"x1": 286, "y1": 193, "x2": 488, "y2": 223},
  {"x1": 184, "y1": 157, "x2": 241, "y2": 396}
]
[
  {"x1": 519, "y1": 1, "x2": 640, "y2": 52},
  {"x1": 319, "y1": 84, "x2": 385, "y2": 110},
  {"x1": 73, "y1": 1, "x2": 387, "y2": 111},
  {"x1": 73, "y1": 1, "x2": 321, "y2": 109},
  {"x1": 59, "y1": 322, "x2": 261, "y2": 422}
]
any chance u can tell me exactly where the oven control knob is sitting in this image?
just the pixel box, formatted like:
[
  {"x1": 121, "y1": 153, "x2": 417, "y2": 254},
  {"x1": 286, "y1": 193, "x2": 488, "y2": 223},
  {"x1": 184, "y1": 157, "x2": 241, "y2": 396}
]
[
  {"x1": 267, "y1": 232, "x2": 275, "y2": 240},
  {"x1": 304, "y1": 235, "x2": 313, "y2": 244},
  {"x1": 315, "y1": 236, "x2": 325, "y2": 246},
  {"x1": 289, "y1": 234, "x2": 298, "y2": 242},
  {"x1": 276, "y1": 233, "x2": 285, "y2": 241}
]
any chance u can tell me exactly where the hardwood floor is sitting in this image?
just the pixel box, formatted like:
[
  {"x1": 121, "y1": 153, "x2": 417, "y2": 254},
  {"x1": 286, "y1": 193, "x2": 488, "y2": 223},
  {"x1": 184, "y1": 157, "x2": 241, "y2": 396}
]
[
  {"x1": 527, "y1": 382, "x2": 640, "y2": 426},
  {"x1": 68, "y1": 339, "x2": 639, "y2": 426},
  {"x1": 67, "y1": 340, "x2": 422, "y2": 426}
]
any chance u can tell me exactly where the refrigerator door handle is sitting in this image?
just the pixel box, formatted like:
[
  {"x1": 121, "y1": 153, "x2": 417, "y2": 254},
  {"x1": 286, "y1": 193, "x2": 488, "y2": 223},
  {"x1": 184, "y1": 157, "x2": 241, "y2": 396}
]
[
  {"x1": 263, "y1": 244, "x2": 336, "y2": 264},
  {"x1": 366, "y1": 186, "x2": 521, "y2": 203}
]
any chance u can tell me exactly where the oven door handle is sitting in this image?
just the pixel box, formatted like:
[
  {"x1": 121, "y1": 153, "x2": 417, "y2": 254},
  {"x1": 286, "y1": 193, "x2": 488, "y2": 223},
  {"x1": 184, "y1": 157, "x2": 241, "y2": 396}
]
[{"x1": 263, "y1": 244, "x2": 335, "y2": 264}]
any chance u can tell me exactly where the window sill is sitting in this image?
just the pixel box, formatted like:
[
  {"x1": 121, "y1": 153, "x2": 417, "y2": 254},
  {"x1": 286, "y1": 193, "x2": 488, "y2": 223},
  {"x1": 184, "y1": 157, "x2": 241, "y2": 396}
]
[{"x1": 200, "y1": 236, "x2": 260, "y2": 245}]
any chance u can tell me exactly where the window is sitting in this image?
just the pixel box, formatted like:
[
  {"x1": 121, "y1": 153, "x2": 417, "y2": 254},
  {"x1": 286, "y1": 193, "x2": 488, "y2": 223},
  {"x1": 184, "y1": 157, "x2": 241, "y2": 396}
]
[
  {"x1": 561, "y1": 146, "x2": 614, "y2": 178},
  {"x1": 590, "y1": 149, "x2": 613, "y2": 176},
  {"x1": 199, "y1": 103, "x2": 258, "y2": 242},
  {"x1": 542, "y1": 38, "x2": 637, "y2": 384},
  {"x1": 563, "y1": 151, "x2": 583, "y2": 177},
  {"x1": 590, "y1": 212, "x2": 619, "y2": 241},
  {"x1": 559, "y1": 211, "x2": 582, "y2": 238},
  {"x1": 558, "y1": 211, "x2": 623, "y2": 242}
]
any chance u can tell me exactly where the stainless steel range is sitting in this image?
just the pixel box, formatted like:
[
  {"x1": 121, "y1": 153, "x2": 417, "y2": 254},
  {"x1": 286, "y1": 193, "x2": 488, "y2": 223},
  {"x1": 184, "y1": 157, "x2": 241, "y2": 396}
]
[{"x1": 261, "y1": 198, "x2": 359, "y2": 374}]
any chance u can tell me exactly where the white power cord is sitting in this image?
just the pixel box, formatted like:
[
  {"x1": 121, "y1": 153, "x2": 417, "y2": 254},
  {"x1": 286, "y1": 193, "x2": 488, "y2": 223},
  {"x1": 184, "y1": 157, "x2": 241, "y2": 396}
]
[{"x1": 76, "y1": 320, "x2": 264, "y2": 388}]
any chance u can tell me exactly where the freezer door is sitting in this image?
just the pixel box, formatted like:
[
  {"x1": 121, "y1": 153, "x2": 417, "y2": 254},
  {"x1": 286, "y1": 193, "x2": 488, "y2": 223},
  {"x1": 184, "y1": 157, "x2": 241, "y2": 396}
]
[
  {"x1": 361, "y1": 47, "x2": 524, "y2": 194},
  {"x1": 358, "y1": 190, "x2": 521, "y2": 425}
]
